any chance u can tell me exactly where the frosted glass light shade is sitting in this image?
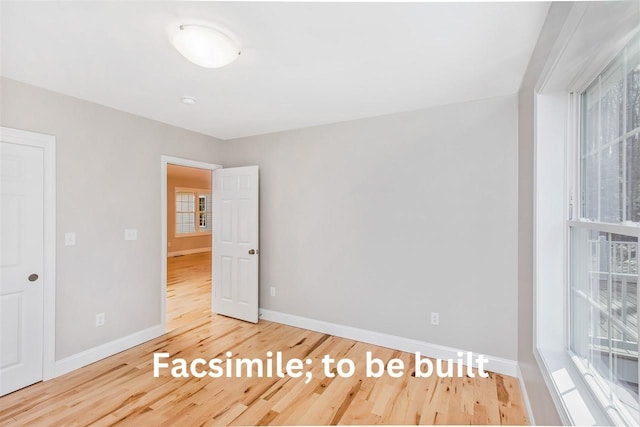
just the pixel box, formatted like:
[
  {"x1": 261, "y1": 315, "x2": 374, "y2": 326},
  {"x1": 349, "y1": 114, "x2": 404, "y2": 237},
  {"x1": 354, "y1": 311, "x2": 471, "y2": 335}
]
[{"x1": 172, "y1": 25, "x2": 240, "y2": 68}]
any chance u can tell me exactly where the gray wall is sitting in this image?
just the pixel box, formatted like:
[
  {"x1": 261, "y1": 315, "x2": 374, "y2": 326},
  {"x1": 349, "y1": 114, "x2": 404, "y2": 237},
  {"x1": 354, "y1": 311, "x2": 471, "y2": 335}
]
[
  {"x1": 517, "y1": 3, "x2": 573, "y2": 425},
  {"x1": 0, "y1": 77, "x2": 223, "y2": 359},
  {"x1": 2, "y1": 43, "x2": 557, "y2": 417},
  {"x1": 223, "y1": 95, "x2": 519, "y2": 360}
]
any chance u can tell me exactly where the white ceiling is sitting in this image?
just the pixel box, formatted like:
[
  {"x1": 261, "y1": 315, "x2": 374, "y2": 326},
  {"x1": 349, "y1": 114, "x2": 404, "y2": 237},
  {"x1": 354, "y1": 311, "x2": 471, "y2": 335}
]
[{"x1": 1, "y1": 2, "x2": 549, "y2": 140}]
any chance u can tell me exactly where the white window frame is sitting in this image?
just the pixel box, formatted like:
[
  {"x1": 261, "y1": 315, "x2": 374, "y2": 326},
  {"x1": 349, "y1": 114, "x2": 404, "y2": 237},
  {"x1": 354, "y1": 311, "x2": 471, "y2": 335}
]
[
  {"x1": 566, "y1": 32, "x2": 640, "y2": 425},
  {"x1": 174, "y1": 187, "x2": 212, "y2": 238},
  {"x1": 533, "y1": 3, "x2": 640, "y2": 426}
]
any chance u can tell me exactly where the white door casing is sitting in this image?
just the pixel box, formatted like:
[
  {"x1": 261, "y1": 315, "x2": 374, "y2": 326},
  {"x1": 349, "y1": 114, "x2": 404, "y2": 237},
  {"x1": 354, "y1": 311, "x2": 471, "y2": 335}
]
[
  {"x1": 213, "y1": 166, "x2": 259, "y2": 323},
  {"x1": 0, "y1": 141, "x2": 45, "y2": 395}
]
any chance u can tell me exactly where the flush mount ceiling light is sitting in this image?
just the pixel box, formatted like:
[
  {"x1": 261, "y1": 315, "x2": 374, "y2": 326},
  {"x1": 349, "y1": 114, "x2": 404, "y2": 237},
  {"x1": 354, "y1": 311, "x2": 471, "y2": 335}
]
[{"x1": 172, "y1": 24, "x2": 240, "y2": 69}]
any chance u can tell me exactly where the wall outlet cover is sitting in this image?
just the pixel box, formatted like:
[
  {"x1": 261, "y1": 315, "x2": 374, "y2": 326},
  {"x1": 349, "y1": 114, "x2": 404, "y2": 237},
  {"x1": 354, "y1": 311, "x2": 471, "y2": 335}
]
[
  {"x1": 124, "y1": 229, "x2": 138, "y2": 241},
  {"x1": 95, "y1": 312, "x2": 105, "y2": 327},
  {"x1": 430, "y1": 312, "x2": 440, "y2": 326}
]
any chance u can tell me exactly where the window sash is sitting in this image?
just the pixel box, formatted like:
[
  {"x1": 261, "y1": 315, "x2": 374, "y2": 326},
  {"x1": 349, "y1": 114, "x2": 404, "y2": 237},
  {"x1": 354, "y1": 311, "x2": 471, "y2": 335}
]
[
  {"x1": 579, "y1": 34, "x2": 640, "y2": 225},
  {"x1": 569, "y1": 222, "x2": 639, "y2": 423},
  {"x1": 175, "y1": 189, "x2": 211, "y2": 236},
  {"x1": 570, "y1": 32, "x2": 640, "y2": 425}
]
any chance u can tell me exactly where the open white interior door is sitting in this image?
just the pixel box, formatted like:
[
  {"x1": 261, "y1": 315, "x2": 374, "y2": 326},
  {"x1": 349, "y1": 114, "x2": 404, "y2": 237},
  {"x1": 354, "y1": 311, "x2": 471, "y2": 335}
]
[
  {"x1": 213, "y1": 166, "x2": 259, "y2": 323},
  {"x1": 0, "y1": 141, "x2": 44, "y2": 396}
]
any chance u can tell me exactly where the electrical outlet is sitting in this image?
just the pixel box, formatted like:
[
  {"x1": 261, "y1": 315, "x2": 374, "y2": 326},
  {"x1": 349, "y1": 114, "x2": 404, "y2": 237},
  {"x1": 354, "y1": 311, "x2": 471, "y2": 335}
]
[
  {"x1": 430, "y1": 312, "x2": 439, "y2": 326},
  {"x1": 270, "y1": 287, "x2": 276, "y2": 297},
  {"x1": 96, "y1": 312, "x2": 105, "y2": 327}
]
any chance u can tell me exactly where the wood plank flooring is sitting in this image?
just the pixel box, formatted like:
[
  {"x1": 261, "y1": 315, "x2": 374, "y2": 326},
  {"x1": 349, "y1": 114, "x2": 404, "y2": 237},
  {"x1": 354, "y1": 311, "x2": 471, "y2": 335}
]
[
  {"x1": 167, "y1": 251, "x2": 212, "y2": 331},
  {"x1": 0, "y1": 253, "x2": 529, "y2": 426}
]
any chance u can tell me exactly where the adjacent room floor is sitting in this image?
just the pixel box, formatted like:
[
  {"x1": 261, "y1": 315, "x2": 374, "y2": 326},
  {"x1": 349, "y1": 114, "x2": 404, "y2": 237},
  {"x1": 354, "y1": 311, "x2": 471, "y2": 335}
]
[
  {"x1": 0, "y1": 253, "x2": 529, "y2": 425},
  {"x1": 167, "y1": 251, "x2": 213, "y2": 332}
]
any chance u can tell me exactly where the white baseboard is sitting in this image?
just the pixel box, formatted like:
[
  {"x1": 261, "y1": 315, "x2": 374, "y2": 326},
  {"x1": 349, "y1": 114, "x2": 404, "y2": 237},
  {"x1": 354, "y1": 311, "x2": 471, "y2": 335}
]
[
  {"x1": 517, "y1": 364, "x2": 537, "y2": 425},
  {"x1": 54, "y1": 324, "x2": 163, "y2": 377},
  {"x1": 259, "y1": 308, "x2": 518, "y2": 377},
  {"x1": 168, "y1": 247, "x2": 211, "y2": 257}
]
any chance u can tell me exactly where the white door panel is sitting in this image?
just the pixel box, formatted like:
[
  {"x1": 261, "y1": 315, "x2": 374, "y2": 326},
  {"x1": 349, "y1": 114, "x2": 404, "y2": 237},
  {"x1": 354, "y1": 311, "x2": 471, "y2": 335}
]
[
  {"x1": 0, "y1": 141, "x2": 44, "y2": 396},
  {"x1": 213, "y1": 166, "x2": 259, "y2": 323}
]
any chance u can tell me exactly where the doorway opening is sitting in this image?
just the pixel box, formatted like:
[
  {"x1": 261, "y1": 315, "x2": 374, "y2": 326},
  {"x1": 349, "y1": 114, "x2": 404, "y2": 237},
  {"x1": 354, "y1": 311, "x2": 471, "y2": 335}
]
[
  {"x1": 166, "y1": 164, "x2": 212, "y2": 331},
  {"x1": 160, "y1": 156, "x2": 221, "y2": 333}
]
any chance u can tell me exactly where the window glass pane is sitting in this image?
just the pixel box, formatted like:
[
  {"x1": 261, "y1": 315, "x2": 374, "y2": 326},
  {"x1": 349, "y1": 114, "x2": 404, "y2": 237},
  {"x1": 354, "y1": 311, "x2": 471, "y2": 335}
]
[
  {"x1": 628, "y1": 134, "x2": 640, "y2": 223},
  {"x1": 571, "y1": 228, "x2": 593, "y2": 362},
  {"x1": 571, "y1": 228, "x2": 639, "y2": 422},
  {"x1": 176, "y1": 193, "x2": 195, "y2": 206},
  {"x1": 198, "y1": 194, "x2": 212, "y2": 231},
  {"x1": 201, "y1": 211, "x2": 212, "y2": 231},
  {"x1": 627, "y1": 37, "x2": 640, "y2": 133},
  {"x1": 175, "y1": 192, "x2": 196, "y2": 234},
  {"x1": 588, "y1": 232, "x2": 612, "y2": 387},
  {"x1": 611, "y1": 233, "x2": 638, "y2": 421},
  {"x1": 601, "y1": 62, "x2": 624, "y2": 144},
  {"x1": 581, "y1": 86, "x2": 600, "y2": 220},
  {"x1": 205, "y1": 212, "x2": 212, "y2": 231},
  {"x1": 581, "y1": 33, "x2": 640, "y2": 224},
  {"x1": 583, "y1": 85, "x2": 599, "y2": 154},
  {"x1": 207, "y1": 194, "x2": 212, "y2": 231},
  {"x1": 177, "y1": 212, "x2": 195, "y2": 234},
  {"x1": 600, "y1": 142, "x2": 623, "y2": 223},
  {"x1": 582, "y1": 153, "x2": 599, "y2": 221}
]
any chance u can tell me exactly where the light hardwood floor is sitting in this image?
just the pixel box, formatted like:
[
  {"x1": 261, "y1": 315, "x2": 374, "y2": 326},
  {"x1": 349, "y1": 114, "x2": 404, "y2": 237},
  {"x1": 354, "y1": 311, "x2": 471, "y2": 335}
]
[
  {"x1": 0, "y1": 253, "x2": 529, "y2": 426},
  {"x1": 167, "y1": 251, "x2": 213, "y2": 331}
]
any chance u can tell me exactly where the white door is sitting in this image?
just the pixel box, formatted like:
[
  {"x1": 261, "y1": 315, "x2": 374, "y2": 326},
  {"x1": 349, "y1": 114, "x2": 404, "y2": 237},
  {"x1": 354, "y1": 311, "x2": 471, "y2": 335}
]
[
  {"x1": 0, "y1": 141, "x2": 44, "y2": 396},
  {"x1": 213, "y1": 166, "x2": 259, "y2": 323}
]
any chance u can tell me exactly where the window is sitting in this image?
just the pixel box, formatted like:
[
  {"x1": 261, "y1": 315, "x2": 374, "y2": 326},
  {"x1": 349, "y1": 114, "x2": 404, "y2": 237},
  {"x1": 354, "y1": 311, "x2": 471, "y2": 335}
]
[
  {"x1": 570, "y1": 33, "x2": 640, "y2": 424},
  {"x1": 175, "y1": 188, "x2": 211, "y2": 236}
]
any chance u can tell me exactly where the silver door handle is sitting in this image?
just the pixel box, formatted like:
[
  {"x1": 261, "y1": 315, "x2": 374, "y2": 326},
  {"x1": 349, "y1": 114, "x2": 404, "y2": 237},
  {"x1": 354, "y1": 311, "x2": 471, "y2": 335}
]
[{"x1": 28, "y1": 274, "x2": 39, "y2": 282}]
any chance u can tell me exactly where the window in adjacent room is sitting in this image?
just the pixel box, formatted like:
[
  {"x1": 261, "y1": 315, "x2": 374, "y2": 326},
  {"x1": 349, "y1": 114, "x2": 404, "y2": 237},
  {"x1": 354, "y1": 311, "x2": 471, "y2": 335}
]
[
  {"x1": 175, "y1": 188, "x2": 212, "y2": 236},
  {"x1": 569, "y1": 32, "x2": 640, "y2": 424}
]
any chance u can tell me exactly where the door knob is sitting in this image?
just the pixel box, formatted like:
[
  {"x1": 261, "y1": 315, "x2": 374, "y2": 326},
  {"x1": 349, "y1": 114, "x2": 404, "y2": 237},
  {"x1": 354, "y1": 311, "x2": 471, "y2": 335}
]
[
  {"x1": 248, "y1": 249, "x2": 259, "y2": 255},
  {"x1": 28, "y1": 274, "x2": 39, "y2": 282}
]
